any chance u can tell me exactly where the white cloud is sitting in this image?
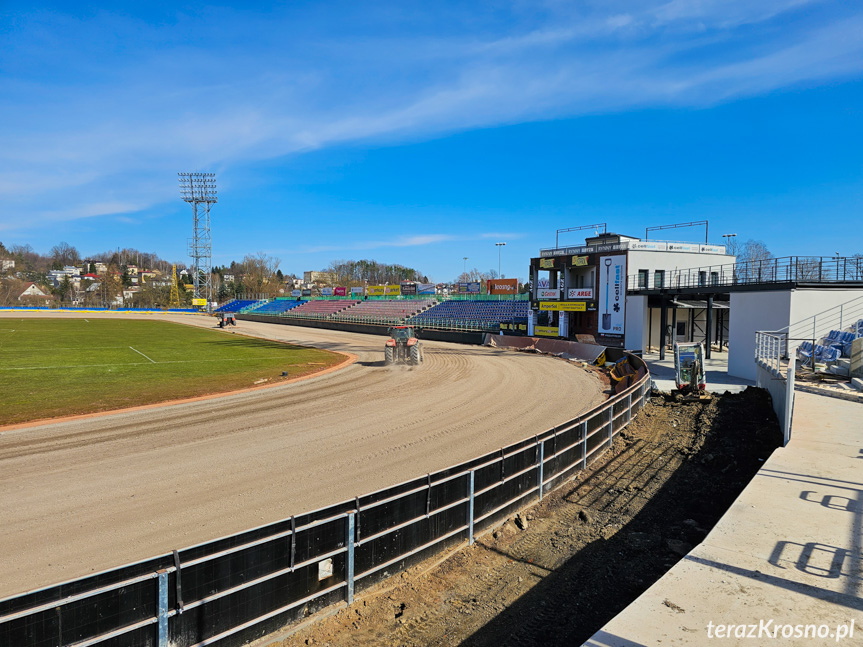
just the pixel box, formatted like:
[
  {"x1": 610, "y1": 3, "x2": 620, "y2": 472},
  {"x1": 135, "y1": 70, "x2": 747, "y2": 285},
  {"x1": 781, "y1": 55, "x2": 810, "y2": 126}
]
[{"x1": 0, "y1": 0, "x2": 860, "y2": 230}]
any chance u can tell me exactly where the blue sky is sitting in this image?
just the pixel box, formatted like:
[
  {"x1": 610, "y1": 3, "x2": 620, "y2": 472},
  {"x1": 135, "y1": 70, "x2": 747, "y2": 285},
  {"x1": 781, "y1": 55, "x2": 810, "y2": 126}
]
[{"x1": 1, "y1": 0, "x2": 861, "y2": 282}]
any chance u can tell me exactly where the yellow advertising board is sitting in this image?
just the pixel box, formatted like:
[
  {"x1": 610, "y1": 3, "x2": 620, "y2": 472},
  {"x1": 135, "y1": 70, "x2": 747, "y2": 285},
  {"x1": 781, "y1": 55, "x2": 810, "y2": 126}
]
[
  {"x1": 539, "y1": 301, "x2": 587, "y2": 312},
  {"x1": 192, "y1": 298, "x2": 207, "y2": 306},
  {"x1": 385, "y1": 284, "x2": 401, "y2": 296},
  {"x1": 367, "y1": 286, "x2": 385, "y2": 296},
  {"x1": 535, "y1": 326, "x2": 560, "y2": 337},
  {"x1": 571, "y1": 255, "x2": 589, "y2": 267},
  {"x1": 539, "y1": 258, "x2": 556, "y2": 269}
]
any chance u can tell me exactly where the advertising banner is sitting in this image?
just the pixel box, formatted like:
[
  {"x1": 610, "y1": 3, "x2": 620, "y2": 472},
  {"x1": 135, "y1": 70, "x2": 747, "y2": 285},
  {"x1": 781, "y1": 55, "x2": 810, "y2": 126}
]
[
  {"x1": 321, "y1": 287, "x2": 333, "y2": 296},
  {"x1": 400, "y1": 283, "x2": 417, "y2": 296},
  {"x1": 535, "y1": 326, "x2": 559, "y2": 337},
  {"x1": 192, "y1": 298, "x2": 206, "y2": 306},
  {"x1": 458, "y1": 282, "x2": 481, "y2": 294},
  {"x1": 385, "y1": 284, "x2": 401, "y2": 297},
  {"x1": 334, "y1": 287, "x2": 347, "y2": 297},
  {"x1": 487, "y1": 278, "x2": 518, "y2": 295},
  {"x1": 537, "y1": 278, "x2": 550, "y2": 289},
  {"x1": 301, "y1": 289, "x2": 312, "y2": 297},
  {"x1": 567, "y1": 288, "x2": 594, "y2": 300},
  {"x1": 628, "y1": 241, "x2": 666, "y2": 251},
  {"x1": 571, "y1": 255, "x2": 590, "y2": 267},
  {"x1": 417, "y1": 283, "x2": 436, "y2": 295},
  {"x1": 538, "y1": 288, "x2": 560, "y2": 299},
  {"x1": 368, "y1": 286, "x2": 386, "y2": 296},
  {"x1": 540, "y1": 301, "x2": 586, "y2": 312},
  {"x1": 351, "y1": 287, "x2": 364, "y2": 295},
  {"x1": 291, "y1": 290, "x2": 302, "y2": 297},
  {"x1": 598, "y1": 255, "x2": 626, "y2": 336},
  {"x1": 539, "y1": 258, "x2": 556, "y2": 269},
  {"x1": 666, "y1": 243, "x2": 700, "y2": 253}
]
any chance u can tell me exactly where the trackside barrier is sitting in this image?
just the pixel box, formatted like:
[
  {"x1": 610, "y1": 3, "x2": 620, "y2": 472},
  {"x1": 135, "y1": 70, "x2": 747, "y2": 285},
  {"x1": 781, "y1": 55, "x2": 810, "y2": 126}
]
[{"x1": 0, "y1": 358, "x2": 650, "y2": 647}]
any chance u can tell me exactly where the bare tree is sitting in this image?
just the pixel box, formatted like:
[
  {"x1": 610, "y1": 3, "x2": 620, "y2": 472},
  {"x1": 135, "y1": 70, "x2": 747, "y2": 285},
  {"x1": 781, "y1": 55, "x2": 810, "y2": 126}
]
[
  {"x1": 50, "y1": 242, "x2": 81, "y2": 267},
  {"x1": 241, "y1": 253, "x2": 281, "y2": 297},
  {"x1": 734, "y1": 239, "x2": 775, "y2": 282}
]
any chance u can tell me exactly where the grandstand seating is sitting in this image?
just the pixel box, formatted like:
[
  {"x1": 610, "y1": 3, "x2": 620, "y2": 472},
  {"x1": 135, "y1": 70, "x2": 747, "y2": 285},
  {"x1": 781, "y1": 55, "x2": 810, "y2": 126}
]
[
  {"x1": 334, "y1": 299, "x2": 436, "y2": 322},
  {"x1": 797, "y1": 341, "x2": 841, "y2": 364},
  {"x1": 411, "y1": 299, "x2": 531, "y2": 327},
  {"x1": 824, "y1": 329, "x2": 860, "y2": 357},
  {"x1": 246, "y1": 300, "x2": 306, "y2": 315},
  {"x1": 214, "y1": 299, "x2": 261, "y2": 313},
  {"x1": 287, "y1": 300, "x2": 360, "y2": 316}
]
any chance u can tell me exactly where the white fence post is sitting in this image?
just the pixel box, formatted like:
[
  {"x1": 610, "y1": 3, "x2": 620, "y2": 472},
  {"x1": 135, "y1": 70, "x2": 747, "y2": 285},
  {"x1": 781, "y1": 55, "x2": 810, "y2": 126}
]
[
  {"x1": 467, "y1": 470, "x2": 475, "y2": 546},
  {"x1": 157, "y1": 570, "x2": 169, "y2": 647},
  {"x1": 537, "y1": 439, "x2": 544, "y2": 501},
  {"x1": 346, "y1": 513, "x2": 355, "y2": 604}
]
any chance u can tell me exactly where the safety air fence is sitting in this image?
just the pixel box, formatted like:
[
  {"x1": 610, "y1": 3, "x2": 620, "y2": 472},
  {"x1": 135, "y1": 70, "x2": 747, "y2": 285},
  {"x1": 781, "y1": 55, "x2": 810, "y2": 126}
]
[{"x1": 0, "y1": 356, "x2": 649, "y2": 647}]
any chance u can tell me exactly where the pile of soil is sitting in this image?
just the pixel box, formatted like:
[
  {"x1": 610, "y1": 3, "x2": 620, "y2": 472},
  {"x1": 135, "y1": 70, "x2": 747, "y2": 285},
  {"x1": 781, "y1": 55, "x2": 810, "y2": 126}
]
[{"x1": 261, "y1": 387, "x2": 782, "y2": 647}]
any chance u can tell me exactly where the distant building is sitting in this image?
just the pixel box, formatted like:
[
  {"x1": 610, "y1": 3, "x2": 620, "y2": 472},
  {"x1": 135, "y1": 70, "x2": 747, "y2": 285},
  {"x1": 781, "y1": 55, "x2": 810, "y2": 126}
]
[
  {"x1": 1, "y1": 259, "x2": 14, "y2": 271},
  {"x1": 48, "y1": 267, "x2": 82, "y2": 288},
  {"x1": 304, "y1": 271, "x2": 335, "y2": 285},
  {"x1": 19, "y1": 283, "x2": 48, "y2": 301}
]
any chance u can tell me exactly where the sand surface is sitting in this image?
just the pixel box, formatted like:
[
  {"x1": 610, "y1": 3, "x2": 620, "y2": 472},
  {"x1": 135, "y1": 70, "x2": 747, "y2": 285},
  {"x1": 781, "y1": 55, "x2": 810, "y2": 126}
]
[{"x1": 0, "y1": 313, "x2": 605, "y2": 598}]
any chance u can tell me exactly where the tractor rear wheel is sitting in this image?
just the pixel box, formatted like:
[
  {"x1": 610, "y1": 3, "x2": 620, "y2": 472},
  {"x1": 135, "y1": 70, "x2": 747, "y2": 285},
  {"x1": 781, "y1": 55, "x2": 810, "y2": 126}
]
[
  {"x1": 385, "y1": 346, "x2": 394, "y2": 366},
  {"x1": 410, "y1": 344, "x2": 421, "y2": 365}
]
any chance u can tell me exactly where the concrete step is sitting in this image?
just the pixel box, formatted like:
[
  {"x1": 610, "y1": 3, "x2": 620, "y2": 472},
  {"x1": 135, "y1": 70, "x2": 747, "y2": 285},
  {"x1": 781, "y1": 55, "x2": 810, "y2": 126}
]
[
  {"x1": 836, "y1": 358, "x2": 851, "y2": 369},
  {"x1": 828, "y1": 364, "x2": 850, "y2": 377},
  {"x1": 853, "y1": 377, "x2": 863, "y2": 392}
]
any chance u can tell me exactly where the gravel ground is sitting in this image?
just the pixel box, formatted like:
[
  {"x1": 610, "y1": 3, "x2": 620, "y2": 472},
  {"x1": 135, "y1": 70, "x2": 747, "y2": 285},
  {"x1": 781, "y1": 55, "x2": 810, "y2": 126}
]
[{"x1": 0, "y1": 313, "x2": 606, "y2": 599}]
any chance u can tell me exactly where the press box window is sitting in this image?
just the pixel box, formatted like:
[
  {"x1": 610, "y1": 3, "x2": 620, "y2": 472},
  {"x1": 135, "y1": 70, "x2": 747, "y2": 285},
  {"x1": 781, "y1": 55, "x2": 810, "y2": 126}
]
[
  {"x1": 637, "y1": 269, "x2": 648, "y2": 288},
  {"x1": 654, "y1": 270, "x2": 665, "y2": 289}
]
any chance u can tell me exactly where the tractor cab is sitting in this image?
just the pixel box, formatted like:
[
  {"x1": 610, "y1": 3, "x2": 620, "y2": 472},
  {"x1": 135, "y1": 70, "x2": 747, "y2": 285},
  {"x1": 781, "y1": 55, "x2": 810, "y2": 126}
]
[{"x1": 384, "y1": 326, "x2": 423, "y2": 365}]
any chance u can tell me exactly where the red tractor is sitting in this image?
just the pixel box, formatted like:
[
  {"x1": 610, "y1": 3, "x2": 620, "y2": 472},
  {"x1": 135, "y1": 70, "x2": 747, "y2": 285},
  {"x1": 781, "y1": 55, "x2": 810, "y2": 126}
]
[{"x1": 385, "y1": 326, "x2": 424, "y2": 366}]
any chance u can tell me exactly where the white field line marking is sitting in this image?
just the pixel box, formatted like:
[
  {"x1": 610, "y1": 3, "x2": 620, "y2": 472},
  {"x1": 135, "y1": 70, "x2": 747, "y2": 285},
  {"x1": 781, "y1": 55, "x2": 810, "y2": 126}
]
[
  {"x1": 0, "y1": 346, "x2": 129, "y2": 353},
  {"x1": 128, "y1": 346, "x2": 157, "y2": 363},
  {"x1": 0, "y1": 356, "x2": 289, "y2": 370}
]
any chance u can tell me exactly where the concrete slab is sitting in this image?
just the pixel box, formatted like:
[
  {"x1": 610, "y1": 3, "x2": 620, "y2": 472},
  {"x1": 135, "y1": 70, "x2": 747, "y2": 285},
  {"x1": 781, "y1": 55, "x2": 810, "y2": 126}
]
[{"x1": 584, "y1": 381, "x2": 863, "y2": 647}]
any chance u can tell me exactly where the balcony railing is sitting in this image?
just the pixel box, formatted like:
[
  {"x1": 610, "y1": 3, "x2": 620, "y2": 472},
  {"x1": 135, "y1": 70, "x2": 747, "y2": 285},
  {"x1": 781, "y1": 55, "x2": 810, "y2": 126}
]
[{"x1": 628, "y1": 256, "x2": 863, "y2": 291}]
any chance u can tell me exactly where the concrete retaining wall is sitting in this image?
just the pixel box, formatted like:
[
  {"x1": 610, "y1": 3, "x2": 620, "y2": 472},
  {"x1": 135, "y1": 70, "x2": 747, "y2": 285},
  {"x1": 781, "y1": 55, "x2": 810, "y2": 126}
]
[{"x1": 755, "y1": 356, "x2": 795, "y2": 445}]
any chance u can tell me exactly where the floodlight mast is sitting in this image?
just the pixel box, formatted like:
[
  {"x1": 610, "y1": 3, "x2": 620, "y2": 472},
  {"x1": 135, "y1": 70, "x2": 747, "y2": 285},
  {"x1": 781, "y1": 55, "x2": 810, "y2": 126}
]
[{"x1": 178, "y1": 172, "x2": 217, "y2": 313}]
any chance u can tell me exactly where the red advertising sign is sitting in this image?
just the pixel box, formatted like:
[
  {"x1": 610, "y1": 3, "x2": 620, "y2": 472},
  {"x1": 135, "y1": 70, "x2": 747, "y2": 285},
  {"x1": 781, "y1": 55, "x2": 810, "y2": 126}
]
[
  {"x1": 334, "y1": 286, "x2": 347, "y2": 296},
  {"x1": 487, "y1": 278, "x2": 518, "y2": 295}
]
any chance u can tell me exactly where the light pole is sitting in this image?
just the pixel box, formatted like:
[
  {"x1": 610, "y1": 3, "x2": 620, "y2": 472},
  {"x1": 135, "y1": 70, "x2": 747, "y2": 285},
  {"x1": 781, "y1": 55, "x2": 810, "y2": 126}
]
[
  {"x1": 495, "y1": 242, "x2": 506, "y2": 278},
  {"x1": 463, "y1": 257, "x2": 468, "y2": 275},
  {"x1": 721, "y1": 233, "x2": 737, "y2": 249}
]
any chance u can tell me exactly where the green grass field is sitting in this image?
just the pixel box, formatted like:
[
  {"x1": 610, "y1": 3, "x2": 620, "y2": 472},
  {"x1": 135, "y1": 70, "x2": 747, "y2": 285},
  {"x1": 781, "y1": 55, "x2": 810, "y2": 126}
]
[{"x1": 0, "y1": 318, "x2": 342, "y2": 425}]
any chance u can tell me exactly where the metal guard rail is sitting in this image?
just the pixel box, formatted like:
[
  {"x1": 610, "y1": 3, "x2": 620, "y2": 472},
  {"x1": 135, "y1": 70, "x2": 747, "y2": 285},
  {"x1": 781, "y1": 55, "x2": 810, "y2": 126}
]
[
  {"x1": 628, "y1": 255, "x2": 863, "y2": 291},
  {"x1": 0, "y1": 356, "x2": 650, "y2": 647}
]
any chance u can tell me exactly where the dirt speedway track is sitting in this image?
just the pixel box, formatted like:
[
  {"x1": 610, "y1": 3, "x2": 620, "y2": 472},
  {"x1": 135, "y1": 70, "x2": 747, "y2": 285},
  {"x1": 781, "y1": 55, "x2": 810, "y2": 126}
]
[{"x1": 0, "y1": 313, "x2": 606, "y2": 599}]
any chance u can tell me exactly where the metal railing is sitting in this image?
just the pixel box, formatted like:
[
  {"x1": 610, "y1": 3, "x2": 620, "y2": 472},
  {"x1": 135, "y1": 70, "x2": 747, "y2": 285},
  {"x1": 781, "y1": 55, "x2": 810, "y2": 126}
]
[
  {"x1": 0, "y1": 355, "x2": 650, "y2": 647},
  {"x1": 755, "y1": 295, "x2": 863, "y2": 368},
  {"x1": 629, "y1": 255, "x2": 863, "y2": 291}
]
